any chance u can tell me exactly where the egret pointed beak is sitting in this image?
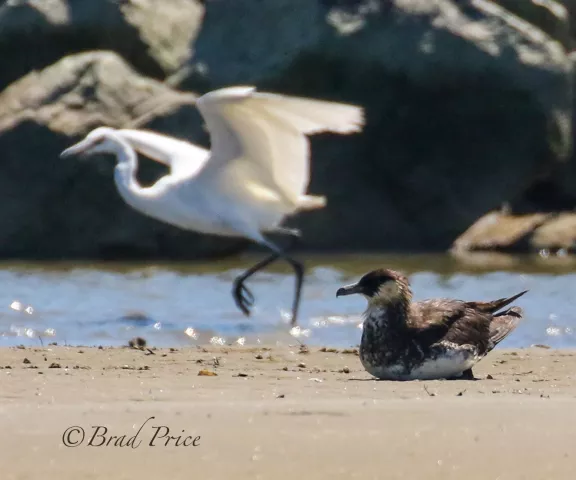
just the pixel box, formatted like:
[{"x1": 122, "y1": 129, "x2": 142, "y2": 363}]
[
  {"x1": 60, "y1": 139, "x2": 93, "y2": 159},
  {"x1": 336, "y1": 282, "x2": 362, "y2": 298}
]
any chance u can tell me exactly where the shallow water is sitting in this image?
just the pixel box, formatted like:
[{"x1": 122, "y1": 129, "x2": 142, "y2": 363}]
[{"x1": 1, "y1": 253, "x2": 575, "y2": 349}]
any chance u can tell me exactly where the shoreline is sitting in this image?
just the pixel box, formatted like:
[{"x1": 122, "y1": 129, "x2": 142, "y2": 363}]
[{"x1": 2, "y1": 346, "x2": 576, "y2": 479}]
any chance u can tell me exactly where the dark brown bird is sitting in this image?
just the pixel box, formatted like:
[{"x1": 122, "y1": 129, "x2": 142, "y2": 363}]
[{"x1": 336, "y1": 268, "x2": 527, "y2": 380}]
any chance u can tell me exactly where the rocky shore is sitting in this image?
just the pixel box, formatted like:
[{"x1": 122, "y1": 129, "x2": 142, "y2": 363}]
[{"x1": 1, "y1": 0, "x2": 575, "y2": 258}]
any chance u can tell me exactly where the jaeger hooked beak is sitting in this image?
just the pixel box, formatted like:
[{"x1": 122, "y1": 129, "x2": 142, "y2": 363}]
[
  {"x1": 60, "y1": 139, "x2": 92, "y2": 159},
  {"x1": 336, "y1": 282, "x2": 362, "y2": 298}
]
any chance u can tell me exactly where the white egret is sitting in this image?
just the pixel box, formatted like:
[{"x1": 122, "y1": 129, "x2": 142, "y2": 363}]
[{"x1": 60, "y1": 86, "x2": 364, "y2": 326}]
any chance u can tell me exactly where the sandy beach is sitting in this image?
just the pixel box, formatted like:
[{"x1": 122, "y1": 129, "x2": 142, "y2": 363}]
[{"x1": 1, "y1": 344, "x2": 575, "y2": 479}]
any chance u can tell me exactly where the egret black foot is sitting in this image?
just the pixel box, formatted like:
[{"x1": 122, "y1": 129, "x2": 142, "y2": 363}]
[{"x1": 233, "y1": 281, "x2": 255, "y2": 316}]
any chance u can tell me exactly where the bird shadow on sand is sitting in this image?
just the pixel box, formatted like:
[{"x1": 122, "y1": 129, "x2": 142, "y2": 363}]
[{"x1": 346, "y1": 376, "x2": 480, "y2": 382}]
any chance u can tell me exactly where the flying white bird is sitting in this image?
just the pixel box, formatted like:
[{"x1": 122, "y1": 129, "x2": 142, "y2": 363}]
[{"x1": 60, "y1": 86, "x2": 364, "y2": 326}]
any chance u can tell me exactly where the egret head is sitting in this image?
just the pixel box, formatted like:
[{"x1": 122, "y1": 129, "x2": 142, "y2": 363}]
[
  {"x1": 336, "y1": 268, "x2": 411, "y2": 304},
  {"x1": 60, "y1": 127, "x2": 120, "y2": 159}
]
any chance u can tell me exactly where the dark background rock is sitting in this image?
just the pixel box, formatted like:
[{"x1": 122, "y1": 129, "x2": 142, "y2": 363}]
[
  {"x1": 490, "y1": 1, "x2": 576, "y2": 217},
  {"x1": 452, "y1": 210, "x2": 576, "y2": 254},
  {"x1": 186, "y1": 0, "x2": 572, "y2": 251},
  {"x1": 0, "y1": 0, "x2": 204, "y2": 91},
  {"x1": 452, "y1": 211, "x2": 551, "y2": 253},
  {"x1": 0, "y1": 0, "x2": 574, "y2": 258},
  {"x1": 557, "y1": 0, "x2": 576, "y2": 43},
  {"x1": 531, "y1": 213, "x2": 576, "y2": 250},
  {"x1": 494, "y1": 0, "x2": 572, "y2": 48}
]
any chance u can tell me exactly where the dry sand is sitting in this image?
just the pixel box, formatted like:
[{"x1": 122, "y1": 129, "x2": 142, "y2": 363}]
[{"x1": 1, "y1": 344, "x2": 576, "y2": 480}]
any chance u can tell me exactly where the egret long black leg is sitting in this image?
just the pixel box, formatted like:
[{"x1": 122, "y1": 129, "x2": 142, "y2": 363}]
[
  {"x1": 232, "y1": 230, "x2": 301, "y2": 322},
  {"x1": 273, "y1": 245, "x2": 304, "y2": 327},
  {"x1": 256, "y1": 232, "x2": 305, "y2": 327}
]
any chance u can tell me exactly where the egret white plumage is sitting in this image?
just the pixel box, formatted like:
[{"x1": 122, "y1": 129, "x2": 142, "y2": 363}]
[{"x1": 60, "y1": 86, "x2": 364, "y2": 326}]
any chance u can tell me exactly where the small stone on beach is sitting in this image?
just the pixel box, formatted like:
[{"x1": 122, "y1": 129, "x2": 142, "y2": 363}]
[
  {"x1": 128, "y1": 337, "x2": 147, "y2": 349},
  {"x1": 341, "y1": 348, "x2": 359, "y2": 355}
]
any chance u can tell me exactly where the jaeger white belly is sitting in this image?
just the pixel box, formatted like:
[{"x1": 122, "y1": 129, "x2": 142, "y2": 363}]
[{"x1": 361, "y1": 344, "x2": 479, "y2": 381}]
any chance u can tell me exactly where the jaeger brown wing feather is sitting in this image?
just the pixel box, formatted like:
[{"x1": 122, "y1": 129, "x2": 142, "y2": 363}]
[
  {"x1": 464, "y1": 290, "x2": 528, "y2": 314},
  {"x1": 487, "y1": 306, "x2": 524, "y2": 350},
  {"x1": 409, "y1": 300, "x2": 492, "y2": 353}
]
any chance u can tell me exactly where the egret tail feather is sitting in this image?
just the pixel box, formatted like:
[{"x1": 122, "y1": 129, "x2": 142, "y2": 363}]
[{"x1": 297, "y1": 195, "x2": 326, "y2": 210}]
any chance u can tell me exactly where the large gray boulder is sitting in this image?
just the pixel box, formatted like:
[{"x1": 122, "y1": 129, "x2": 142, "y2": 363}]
[
  {"x1": 0, "y1": 51, "x2": 245, "y2": 260},
  {"x1": 187, "y1": 0, "x2": 572, "y2": 251},
  {"x1": 452, "y1": 209, "x2": 576, "y2": 254},
  {"x1": 0, "y1": 0, "x2": 204, "y2": 91},
  {"x1": 494, "y1": 0, "x2": 571, "y2": 48},
  {"x1": 556, "y1": 0, "x2": 576, "y2": 42}
]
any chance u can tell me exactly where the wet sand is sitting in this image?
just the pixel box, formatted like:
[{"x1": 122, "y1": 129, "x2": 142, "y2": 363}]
[{"x1": 1, "y1": 345, "x2": 576, "y2": 479}]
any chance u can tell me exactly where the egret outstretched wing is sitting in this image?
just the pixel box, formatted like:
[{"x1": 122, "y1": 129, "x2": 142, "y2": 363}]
[{"x1": 196, "y1": 86, "x2": 364, "y2": 208}]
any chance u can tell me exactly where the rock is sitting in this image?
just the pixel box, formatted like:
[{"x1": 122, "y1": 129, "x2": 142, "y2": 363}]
[
  {"x1": 0, "y1": 0, "x2": 204, "y2": 90},
  {"x1": 189, "y1": 0, "x2": 322, "y2": 90},
  {"x1": 128, "y1": 337, "x2": 147, "y2": 349},
  {"x1": 452, "y1": 211, "x2": 551, "y2": 252},
  {"x1": 119, "y1": 0, "x2": 204, "y2": 78},
  {"x1": 558, "y1": 0, "x2": 576, "y2": 42},
  {"x1": 452, "y1": 210, "x2": 576, "y2": 253},
  {"x1": 546, "y1": 24, "x2": 576, "y2": 210},
  {"x1": 515, "y1": 1, "x2": 576, "y2": 213},
  {"x1": 188, "y1": 0, "x2": 572, "y2": 251},
  {"x1": 0, "y1": 51, "x2": 245, "y2": 259},
  {"x1": 531, "y1": 212, "x2": 576, "y2": 250},
  {"x1": 449, "y1": 249, "x2": 522, "y2": 270},
  {"x1": 494, "y1": 0, "x2": 571, "y2": 48}
]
